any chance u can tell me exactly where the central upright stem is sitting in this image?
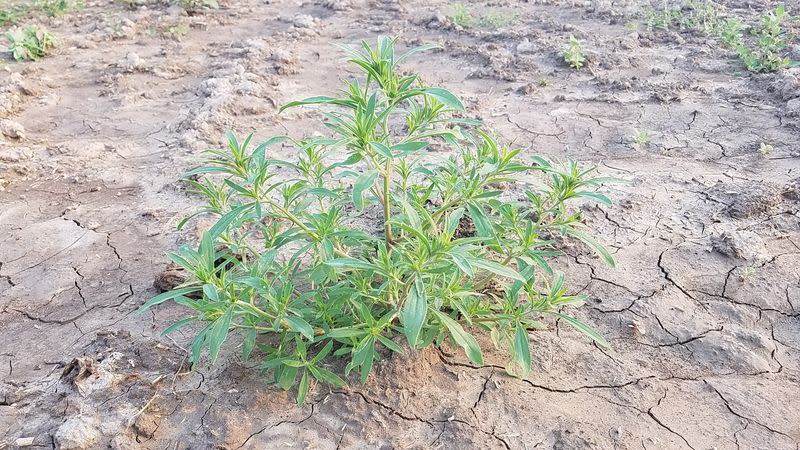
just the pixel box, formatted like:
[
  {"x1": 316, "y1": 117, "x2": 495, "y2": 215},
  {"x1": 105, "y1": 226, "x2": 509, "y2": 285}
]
[{"x1": 383, "y1": 159, "x2": 394, "y2": 246}]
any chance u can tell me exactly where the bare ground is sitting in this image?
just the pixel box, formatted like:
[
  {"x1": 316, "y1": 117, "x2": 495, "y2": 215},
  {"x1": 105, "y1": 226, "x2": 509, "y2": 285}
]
[{"x1": 1, "y1": 0, "x2": 799, "y2": 448}]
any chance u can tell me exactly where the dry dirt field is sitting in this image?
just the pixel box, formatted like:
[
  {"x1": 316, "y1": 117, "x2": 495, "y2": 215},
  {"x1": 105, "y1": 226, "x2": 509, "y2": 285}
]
[{"x1": 1, "y1": 0, "x2": 800, "y2": 448}]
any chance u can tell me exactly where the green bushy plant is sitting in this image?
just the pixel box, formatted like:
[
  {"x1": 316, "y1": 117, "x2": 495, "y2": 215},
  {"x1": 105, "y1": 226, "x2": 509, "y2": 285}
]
[
  {"x1": 139, "y1": 37, "x2": 616, "y2": 403},
  {"x1": 563, "y1": 35, "x2": 585, "y2": 69},
  {"x1": 34, "y1": 0, "x2": 83, "y2": 16},
  {"x1": 719, "y1": 17, "x2": 744, "y2": 47},
  {"x1": 641, "y1": 1, "x2": 797, "y2": 73},
  {"x1": 447, "y1": 3, "x2": 515, "y2": 30},
  {"x1": 736, "y1": 4, "x2": 795, "y2": 73},
  {"x1": 175, "y1": 0, "x2": 219, "y2": 12},
  {"x1": 6, "y1": 25, "x2": 56, "y2": 61}
]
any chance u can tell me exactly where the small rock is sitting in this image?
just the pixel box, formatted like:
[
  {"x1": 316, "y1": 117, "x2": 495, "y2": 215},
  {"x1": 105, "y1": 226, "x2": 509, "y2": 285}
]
[
  {"x1": 292, "y1": 14, "x2": 315, "y2": 28},
  {"x1": 154, "y1": 263, "x2": 189, "y2": 292},
  {"x1": 0, "y1": 119, "x2": 25, "y2": 140},
  {"x1": 426, "y1": 13, "x2": 448, "y2": 29},
  {"x1": 54, "y1": 416, "x2": 100, "y2": 450},
  {"x1": 322, "y1": 0, "x2": 350, "y2": 10},
  {"x1": 0, "y1": 146, "x2": 32, "y2": 162},
  {"x1": 16, "y1": 437, "x2": 37, "y2": 446},
  {"x1": 783, "y1": 177, "x2": 800, "y2": 201},
  {"x1": 516, "y1": 38, "x2": 535, "y2": 54},
  {"x1": 725, "y1": 185, "x2": 782, "y2": 219},
  {"x1": 786, "y1": 98, "x2": 800, "y2": 117},
  {"x1": 124, "y1": 52, "x2": 145, "y2": 72},
  {"x1": 709, "y1": 230, "x2": 765, "y2": 261}
]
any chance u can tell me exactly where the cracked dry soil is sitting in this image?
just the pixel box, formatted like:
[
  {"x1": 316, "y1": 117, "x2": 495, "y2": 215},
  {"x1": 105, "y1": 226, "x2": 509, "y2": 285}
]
[{"x1": 1, "y1": 0, "x2": 800, "y2": 448}]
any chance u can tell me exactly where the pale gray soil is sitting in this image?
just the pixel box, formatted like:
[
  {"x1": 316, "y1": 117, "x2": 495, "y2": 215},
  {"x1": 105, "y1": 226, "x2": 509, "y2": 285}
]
[{"x1": 1, "y1": 0, "x2": 799, "y2": 448}]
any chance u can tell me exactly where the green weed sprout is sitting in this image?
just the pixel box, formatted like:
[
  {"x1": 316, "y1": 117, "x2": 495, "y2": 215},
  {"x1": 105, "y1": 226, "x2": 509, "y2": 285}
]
[
  {"x1": 138, "y1": 37, "x2": 616, "y2": 404},
  {"x1": 632, "y1": 129, "x2": 652, "y2": 150},
  {"x1": 6, "y1": 25, "x2": 56, "y2": 61},
  {"x1": 563, "y1": 35, "x2": 585, "y2": 69}
]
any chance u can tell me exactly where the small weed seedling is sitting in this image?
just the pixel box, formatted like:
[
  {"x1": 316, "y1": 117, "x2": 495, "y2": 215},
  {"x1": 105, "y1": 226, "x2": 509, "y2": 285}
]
[
  {"x1": 139, "y1": 37, "x2": 617, "y2": 403},
  {"x1": 6, "y1": 25, "x2": 56, "y2": 61},
  {"x1": 632, "y1": 129, "x2": 652, "y2": 149},
  {"x1": 563, "y1": 35, "x2": 585, "y2": 69},
  {"x1": 164, "y1": 23, "x2": 190, "y2": 41},
  {"x1": 758, "y1": 142, "x2": 773, "y2": 157},
  {"x1": 739, "y1": 266, "x2": 756, "y2": 283}
]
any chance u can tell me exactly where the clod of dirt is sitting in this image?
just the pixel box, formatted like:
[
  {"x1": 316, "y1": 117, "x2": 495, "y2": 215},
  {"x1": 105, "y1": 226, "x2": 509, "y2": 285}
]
[
  {"x1": 153, "y1": 263, "x2": 189, "y2": 293},
  {"x1": 453, "y1": 214, "x2": 476, "y2": 238},
  {"x1": 0, "y1": 119, "x2": 26, "y2": 140},
  {"x1": 517, "y1": 82, "x2": 538, "y2": 95},
  {"x1": 270, "y1": 49, "x2": 298, "y2": 75},
  {"x1": 291, "y1": 14, "x2": 317, "y2": 29},
  {"x1": 123, "y1": 52, "x2": 147, "y2": 73},
  {"x1": 423, "y1": 13, "x2": 449, "y2": 29},
  {"x1": 771, "y1": 68, "x2": 800, "y2": 101},
  {"x1": 516, "y1": 38, "x2": 536, "y2": 54},
  {"x1": 61, "y1": 354, "x2": 121, "y2": 397},
  {"x1": 0, "y1": 147, "x2": 33, "y2": 163},
  {"x1": 322, "y1": 0, "x2": 351, "y2": 11},
  {"x1": 786, "y1": 98, "x2": 800, "y2": 117},
  {"x1": 54, "y1": 416, "x2": 101, "y2": 450},
  {"x1": 783, "y1": 177, "x2": 800, "y2": 201},
  {"x1": 724, "y1": 185, "x2": 783, "y2": 219},
  {"x1": 709, "y1": 230, "x2": 766, "y2": 261}
]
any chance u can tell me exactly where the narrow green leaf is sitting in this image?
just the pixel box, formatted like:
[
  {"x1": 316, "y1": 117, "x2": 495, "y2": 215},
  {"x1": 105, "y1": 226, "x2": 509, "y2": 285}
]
[
  {"x1": 242, "y1": 328, "x2": 256, "y2": 360},
  {"x1": 563, "y1": 228, "x2": 615, "y2": 268},
  {"x1": 391, "y1": 141, "x2": 428, "y2": 155},
  {"x1": 207, "y1": 203, "x2": 253, "y2": 240},
  {"x1": 352, "y1": 170, "x2": 379, "y2": 210},
  {"x1": 433, "y1": 311, "x2": 483, "y2": 365},
  {"x1": 423, "y1": 87, "x2": 465, "y2": 110},
  {"x1": 297, "y1": 370, "x2": 308, "y2": 405},
  {"x1": 136, "y1": 287, "x2": 202, "y2": 314},
  {"x1": 310, "y1": 366, "x2": 345, "y2": 387},
  {"x1": 400, "y1": 278, "x2": 427, "y2": 347},
  {"x1": 277, "y1": 364, "x2": 298, "y2": 390},
  {"x1": 513, "y1": 323, "x2": 531, "y2": 377},
  {"x1": 279, "y1": 96, "x2": 344, "y2": 113},
  {"x1": 576, "y1": 191, "x2": 612, "y2": 206},
  {"x1": 451, "y1": 253, "x2": 474, "y2": 277},
  {"x1": 325, "y1": 258, "x2": 378, "y2": 271},
  {"x1": 370, "y1": 141, "x2": 393, "y2": 159},
  {"x1": 325, "y1": 327, "x2": 368, "y2": 339},
  {"x1": 285, "y1": 316, "x2": 315, "y2": 340},
  {"x1": 470, "y1": 258, "x2": 526, "y2": 283},
  {"x1": 162, "y1": 317, "x2": 197, "y2": 336},
  {"x1": 208, "y1": 308, "x2": 233, "y2": 363},
  {"x1": 550, "y1": 312, "x2": 610, "y2": 348}
]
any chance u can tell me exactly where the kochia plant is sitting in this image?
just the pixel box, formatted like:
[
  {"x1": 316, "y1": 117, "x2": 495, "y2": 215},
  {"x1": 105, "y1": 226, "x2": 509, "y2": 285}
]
[{"x1": 139, "y1": 37, "x2": 616, "y2": 403}]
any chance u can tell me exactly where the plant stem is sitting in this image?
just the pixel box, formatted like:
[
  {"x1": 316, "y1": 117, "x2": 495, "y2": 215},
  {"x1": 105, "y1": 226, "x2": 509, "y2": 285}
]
[
  {"x1": 473, "y1": 253, "x2": 516, "y2": 291},
  {"x1": 383, "y1": 160, "x2": 394, "y2": 246}
]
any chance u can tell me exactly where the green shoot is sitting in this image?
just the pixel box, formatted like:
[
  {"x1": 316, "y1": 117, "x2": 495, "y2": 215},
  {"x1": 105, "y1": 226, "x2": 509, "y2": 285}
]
[{"x1": 563, "y1": 35, "x2": 585, "y2": 69}]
